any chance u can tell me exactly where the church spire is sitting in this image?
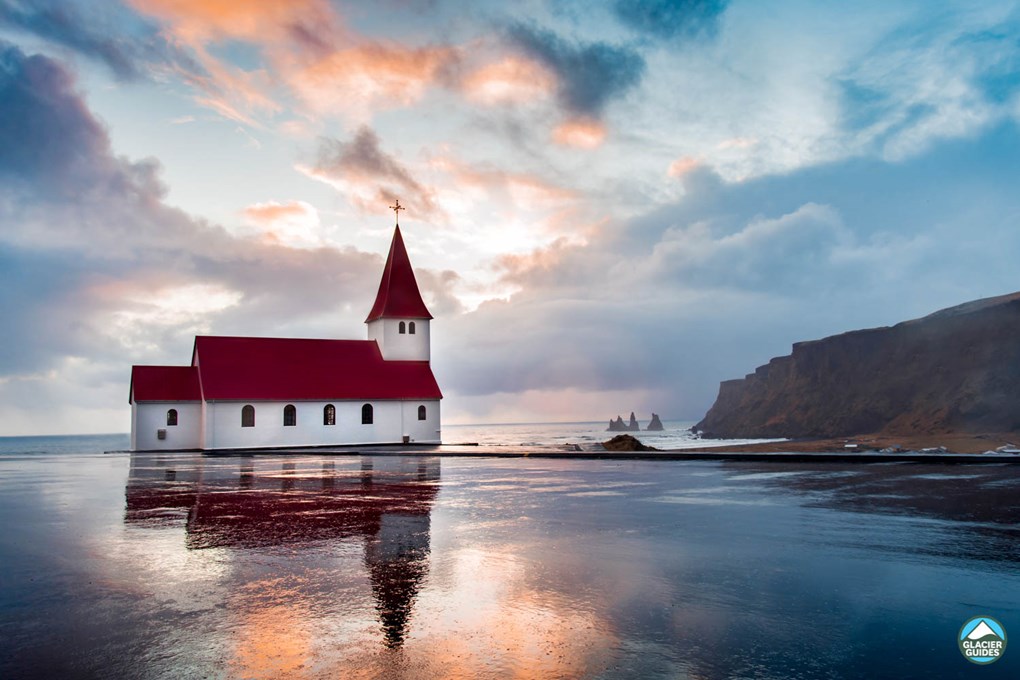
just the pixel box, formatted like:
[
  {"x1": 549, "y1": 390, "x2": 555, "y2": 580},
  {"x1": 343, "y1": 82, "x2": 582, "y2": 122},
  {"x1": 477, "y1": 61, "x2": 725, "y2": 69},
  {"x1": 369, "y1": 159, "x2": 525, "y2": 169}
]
[{"x1": 365, "y1": 211, "x2": 433, "y2": 323}]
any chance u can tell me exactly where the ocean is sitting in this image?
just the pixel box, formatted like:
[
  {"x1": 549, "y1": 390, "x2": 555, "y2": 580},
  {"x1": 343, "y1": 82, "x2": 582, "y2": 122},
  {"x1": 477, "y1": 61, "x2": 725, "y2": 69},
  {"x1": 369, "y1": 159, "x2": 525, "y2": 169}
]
[
  {"x1": 443, "y1": 420, "x2": 778, "y2": 449},
  {"x1": 1, "y1": 432, "x2": 1018, "y2": 678}
]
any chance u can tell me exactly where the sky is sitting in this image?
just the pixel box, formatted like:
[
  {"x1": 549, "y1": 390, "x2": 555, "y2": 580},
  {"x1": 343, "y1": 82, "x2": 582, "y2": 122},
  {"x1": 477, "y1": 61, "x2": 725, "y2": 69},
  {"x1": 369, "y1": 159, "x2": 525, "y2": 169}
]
[{"x1": 1, "y1": 0, "x2": 1019, "y2": 436}]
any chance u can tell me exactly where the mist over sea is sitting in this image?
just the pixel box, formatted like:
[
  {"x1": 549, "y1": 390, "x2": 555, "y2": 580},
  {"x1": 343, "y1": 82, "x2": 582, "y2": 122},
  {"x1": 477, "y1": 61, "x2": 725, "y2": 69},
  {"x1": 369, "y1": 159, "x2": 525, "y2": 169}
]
[{"x1": 1, "y1": 433, "x2": 1018, "y2": 678}]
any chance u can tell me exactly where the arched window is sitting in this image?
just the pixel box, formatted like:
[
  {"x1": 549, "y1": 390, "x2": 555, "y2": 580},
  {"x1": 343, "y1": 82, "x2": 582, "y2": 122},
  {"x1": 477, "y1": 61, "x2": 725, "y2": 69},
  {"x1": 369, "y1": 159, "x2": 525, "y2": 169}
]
[
  {"x1": 409, "y1": 321, "x2": 416, "y2": 334},
  {"x1": 361, "y1": 403, "x2": 374, "y2": 424},
  {"x1": 241, "y1": 404, "x2": 255, "y2": 428},
  {"x1": 324, "y1": 404, "x2": 336, "y2": 426},
  {"x1": 167, "y1": 409, "x2": 178, "y2": 426},
  {"x1": 399, "y1": 321, "x2": 406, "y2": 334},
  {"x1": 417, "y1": 404, "x2": 426, "y2": 421},
  {"x1": 283, "y1": 404, "x2": 297, "y2": 427}
]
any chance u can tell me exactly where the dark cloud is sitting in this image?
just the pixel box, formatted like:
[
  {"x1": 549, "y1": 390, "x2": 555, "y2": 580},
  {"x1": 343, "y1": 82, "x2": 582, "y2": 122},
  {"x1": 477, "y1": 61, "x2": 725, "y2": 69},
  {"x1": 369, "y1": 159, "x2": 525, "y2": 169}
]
[
  {"x1": 311, "y1": 126, "x2": 440, "y2": 218},
  {"x1": 0, "y1": 45, "x2": 387, "y2": 386},
  {"x1": 506, "y1": 22, "x2": 645, "y2": 117},
  {"x1": 0, "y1": 41, "x2": 111, "y2": 197},
  {"x1": 612, "y1": 0, "x2": 728, "y2": 41},
  {"x1": 0, "y1": 0, "x2": 201, "y2": 81}
]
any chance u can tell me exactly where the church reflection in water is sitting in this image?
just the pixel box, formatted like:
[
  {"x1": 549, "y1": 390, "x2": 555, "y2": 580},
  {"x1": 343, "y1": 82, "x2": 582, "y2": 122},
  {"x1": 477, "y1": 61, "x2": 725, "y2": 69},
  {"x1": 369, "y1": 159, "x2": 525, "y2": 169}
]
[{"x1": 124, "y1": 452, "x2": 439, "y2": 648}]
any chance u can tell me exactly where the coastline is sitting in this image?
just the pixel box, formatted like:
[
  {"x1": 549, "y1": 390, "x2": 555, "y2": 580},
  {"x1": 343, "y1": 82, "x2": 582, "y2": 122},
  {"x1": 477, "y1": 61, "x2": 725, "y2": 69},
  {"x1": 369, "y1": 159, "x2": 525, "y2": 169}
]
[{"x1": 686, "y1": 431, "x2": 1019, "y2": 455}]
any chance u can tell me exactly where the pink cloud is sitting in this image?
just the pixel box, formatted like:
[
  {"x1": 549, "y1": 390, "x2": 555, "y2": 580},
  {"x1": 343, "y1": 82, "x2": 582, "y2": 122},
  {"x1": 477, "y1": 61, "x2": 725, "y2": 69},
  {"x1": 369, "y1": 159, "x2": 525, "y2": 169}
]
[
  {"x1": 460, "y1": 56, "x2": 555, "y2": 105},
  {"x1": 241, "y1": 200, "x2": 322, "y2": 248},
  {"x1": 128, "y1": 0, "x2": 341, "y2": 44},
  {"x1": 667, "y1": 156, "x2": 702, "y2": 178},
  {"x1": 286, "y1": 42, "x2": 461, "y2": 119},
  {"x1": 552, "y1": 118, "x2": 607, "y2": 149}
]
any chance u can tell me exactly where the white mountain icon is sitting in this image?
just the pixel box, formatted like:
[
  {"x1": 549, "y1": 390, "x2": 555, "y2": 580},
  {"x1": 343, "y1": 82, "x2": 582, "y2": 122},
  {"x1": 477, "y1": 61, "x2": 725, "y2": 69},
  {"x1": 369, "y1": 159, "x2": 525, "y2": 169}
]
[{"x1": 966, "y1": 620, "x2": 1000, "y2": 640}]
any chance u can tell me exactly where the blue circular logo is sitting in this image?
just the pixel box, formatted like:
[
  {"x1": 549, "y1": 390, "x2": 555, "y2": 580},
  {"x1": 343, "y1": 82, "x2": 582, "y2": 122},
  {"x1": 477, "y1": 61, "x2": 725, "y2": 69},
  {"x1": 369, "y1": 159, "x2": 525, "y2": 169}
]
[{"x1": 959, "y1": 616, "x2": 1007, "y2": 665}]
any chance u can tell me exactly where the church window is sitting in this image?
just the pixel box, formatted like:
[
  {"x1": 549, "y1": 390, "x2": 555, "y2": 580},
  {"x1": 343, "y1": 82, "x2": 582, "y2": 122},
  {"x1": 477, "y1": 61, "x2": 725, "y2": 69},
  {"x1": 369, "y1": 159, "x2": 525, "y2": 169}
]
[
  {"x1": 242, "y1": 405, "x2": 255, "y2": 427},
  {"x1": 409, "y1": 321, "x2": 416, "y2": 334},
  {"x1": 284, "y1": 404, "x2": 297, "y2": 427},
  {"x1": 167, "y1": 409, "x2": 178, "y2": 426},
  {"x1": 362, "y1": 403, "x2": 374, "y2": 424},
  {"x1": 417, "y1": 404, "x2": 426, "y2": 420},
  {"x1": 399, "y1": 321, "x2": 406, "y2": 334},
  {"x1": 324, "y1": 404, "x2": 336, "y2": 426}
]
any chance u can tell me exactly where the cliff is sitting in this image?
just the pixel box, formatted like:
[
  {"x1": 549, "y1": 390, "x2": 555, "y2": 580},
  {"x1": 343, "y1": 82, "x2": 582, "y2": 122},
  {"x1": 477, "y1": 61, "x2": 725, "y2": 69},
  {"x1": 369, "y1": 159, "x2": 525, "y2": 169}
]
[{"x1": 694, "y1": 292, "x2": 1020, "y2": 438}]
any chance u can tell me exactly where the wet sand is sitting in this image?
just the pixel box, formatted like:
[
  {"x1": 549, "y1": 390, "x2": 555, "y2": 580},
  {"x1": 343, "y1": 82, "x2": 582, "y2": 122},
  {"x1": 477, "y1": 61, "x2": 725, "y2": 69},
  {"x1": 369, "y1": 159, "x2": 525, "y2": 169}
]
[{"x1": 2, "y1": 443, "x2": 1019, "y2": 678}]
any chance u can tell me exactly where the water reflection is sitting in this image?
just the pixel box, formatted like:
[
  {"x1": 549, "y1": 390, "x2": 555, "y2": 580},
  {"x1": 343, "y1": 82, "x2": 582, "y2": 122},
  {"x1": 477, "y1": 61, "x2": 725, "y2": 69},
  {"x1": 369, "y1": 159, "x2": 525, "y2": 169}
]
[
  {"x1": 724, "y1": 462, "x2": 1020, "y2": 565},
  {"x1": 125, "y1": 452, "x2": 439, "y2": 649},
  {"x1": 3, "y1": 451, "x2": 1012, "y2": 678}
]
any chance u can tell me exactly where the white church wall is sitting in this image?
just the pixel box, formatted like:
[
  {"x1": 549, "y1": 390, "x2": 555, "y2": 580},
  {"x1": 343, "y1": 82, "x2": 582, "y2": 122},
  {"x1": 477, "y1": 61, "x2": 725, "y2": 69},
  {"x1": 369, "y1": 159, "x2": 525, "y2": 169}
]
[
  {"x1": 367, "y1": 319, "x2": 430, "y2": 361},
  {"x1": 132, "y1": 402, "x2": 203, "y2": 451},
  {"x1": 202, "y1": 399, "x2": 441, "y2": 450},
  {"x1": 401, "y1": 400, "x2": 441, "y2": 443}
]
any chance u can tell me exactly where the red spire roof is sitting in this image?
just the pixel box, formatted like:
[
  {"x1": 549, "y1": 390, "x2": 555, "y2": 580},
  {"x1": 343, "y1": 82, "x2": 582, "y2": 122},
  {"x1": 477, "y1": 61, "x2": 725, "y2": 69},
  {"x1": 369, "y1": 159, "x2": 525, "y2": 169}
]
[{"x1": 365, "y1": 225, "x2": 433, "y2": 322}]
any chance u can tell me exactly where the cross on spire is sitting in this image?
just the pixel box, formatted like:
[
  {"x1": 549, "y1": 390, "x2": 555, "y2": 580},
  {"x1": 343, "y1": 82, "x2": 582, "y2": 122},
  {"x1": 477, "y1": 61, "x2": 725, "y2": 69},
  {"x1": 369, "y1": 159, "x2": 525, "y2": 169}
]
[{"x1": 389, "y1": 199, "x2": 404, "y2": 226}]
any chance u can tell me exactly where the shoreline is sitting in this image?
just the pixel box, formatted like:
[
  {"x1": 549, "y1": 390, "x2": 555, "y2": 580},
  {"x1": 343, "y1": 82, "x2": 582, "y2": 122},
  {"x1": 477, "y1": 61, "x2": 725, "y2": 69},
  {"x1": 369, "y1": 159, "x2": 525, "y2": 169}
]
[
  {"x1": 685, "y1": 432, "x2": 1018, "y2": 455},
  {"x1": 108, "y1": 439, "x2": 1020, "y2": 464}
]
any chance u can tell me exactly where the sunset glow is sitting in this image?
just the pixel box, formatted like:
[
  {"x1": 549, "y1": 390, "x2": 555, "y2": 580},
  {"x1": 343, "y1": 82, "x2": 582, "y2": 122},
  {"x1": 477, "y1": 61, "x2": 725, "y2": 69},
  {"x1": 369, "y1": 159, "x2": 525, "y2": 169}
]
[{"x1": 2, "y1": 1, "x2": 1020, "y2": 434}]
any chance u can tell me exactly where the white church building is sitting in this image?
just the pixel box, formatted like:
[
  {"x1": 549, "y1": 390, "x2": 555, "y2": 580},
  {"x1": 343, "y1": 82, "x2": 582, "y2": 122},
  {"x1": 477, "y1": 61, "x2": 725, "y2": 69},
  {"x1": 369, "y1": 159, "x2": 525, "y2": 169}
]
[{"x1": 129, "y1": 220, "x2": 442, "y2": 451}]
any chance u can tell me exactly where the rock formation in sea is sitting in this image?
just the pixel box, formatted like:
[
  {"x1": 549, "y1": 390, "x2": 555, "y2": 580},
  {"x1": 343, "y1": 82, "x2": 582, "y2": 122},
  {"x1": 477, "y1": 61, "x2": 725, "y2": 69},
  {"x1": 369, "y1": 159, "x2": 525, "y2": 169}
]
[
  {"x1": 646, "y1": 414, "x2": 664, "y2": 431},
  {"x1": 608, "y1": 413, "x2": 642, "y2": 431},
  {"x1": 694, "y1": 291, "x2": 1020, "y2": 439},
  {"x1": 602, "y1": 434, "x2": 658, "y2": 451}
]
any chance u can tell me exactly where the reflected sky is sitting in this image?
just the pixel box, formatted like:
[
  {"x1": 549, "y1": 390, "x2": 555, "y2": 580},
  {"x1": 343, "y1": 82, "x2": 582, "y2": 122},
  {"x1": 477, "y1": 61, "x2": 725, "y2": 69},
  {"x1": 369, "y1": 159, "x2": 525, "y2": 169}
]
[{"x1": 1, "y1": 449, "x2": 1019, "y2": 678}]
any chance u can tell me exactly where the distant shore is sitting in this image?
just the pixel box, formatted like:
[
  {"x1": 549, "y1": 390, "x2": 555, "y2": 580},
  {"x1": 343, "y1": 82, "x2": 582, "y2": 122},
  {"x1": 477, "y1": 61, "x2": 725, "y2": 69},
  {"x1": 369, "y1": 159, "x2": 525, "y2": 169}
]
[{"x1": 686, "y1": 432, "x2": 1018, "y2": 455}]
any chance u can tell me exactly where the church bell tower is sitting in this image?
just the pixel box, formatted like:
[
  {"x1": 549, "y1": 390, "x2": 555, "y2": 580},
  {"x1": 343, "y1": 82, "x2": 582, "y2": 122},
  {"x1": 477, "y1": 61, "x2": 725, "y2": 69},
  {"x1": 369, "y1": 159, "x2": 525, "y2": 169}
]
[{"x1": 365, "y1": 201, "x2": 433, "y2": 362}]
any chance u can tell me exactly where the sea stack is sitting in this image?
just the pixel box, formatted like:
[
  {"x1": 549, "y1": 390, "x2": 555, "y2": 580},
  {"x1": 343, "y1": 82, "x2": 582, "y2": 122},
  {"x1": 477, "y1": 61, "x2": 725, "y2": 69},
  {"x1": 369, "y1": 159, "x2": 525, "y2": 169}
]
[
  {"x1": 608, "y1": 416, "x2": 628, "y2": 431},
  {"x1": 608, "y1": 413, "x2": 642, "y2": 431},
  {"x1": 646, "y1": 413, "x2": 664, "y2": 431}
]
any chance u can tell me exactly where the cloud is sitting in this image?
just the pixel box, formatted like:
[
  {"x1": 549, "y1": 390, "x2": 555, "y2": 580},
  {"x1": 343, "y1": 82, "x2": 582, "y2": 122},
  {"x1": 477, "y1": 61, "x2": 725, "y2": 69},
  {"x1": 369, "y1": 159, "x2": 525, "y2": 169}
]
[
  {"x1": 552, "y1": 118, "x2": 607, "y2": 148},
  {"x1": 506, "y1": 22, "x2": 645, "y2": 118},
  {"x1": 0, "y1": 44, "x2": 415, "y2": 432},
  {"x1": 612, "y1": 0, "x2": 729, "y2": 40},
  {"x1": 128, "y1": 0, "x2": 465, "y2": 123},
  {"x1": 460, "y1": 55, "x2": 556, "y2": 105},
  {"x1": 241, "y1": 200, "x2": 321, "y2": 248},
  {"x1": 126, "y1": 0, "x2": 340, "y2": 46},
  {"x1": 286, "y1": 42, "x2": 461, "y2": 119},
  {"x1": 0, "y1": 0, "x2": 200, "y2": 81},
  {"x1": 0, "y1": 41, "x2": 107, "y2": 194},
  {"x1": 433, "y1": 124, "x2": 1020, "y2": 420},
  {"x1": 301, "y1": 126, "x2": 441, "y2": 219}
]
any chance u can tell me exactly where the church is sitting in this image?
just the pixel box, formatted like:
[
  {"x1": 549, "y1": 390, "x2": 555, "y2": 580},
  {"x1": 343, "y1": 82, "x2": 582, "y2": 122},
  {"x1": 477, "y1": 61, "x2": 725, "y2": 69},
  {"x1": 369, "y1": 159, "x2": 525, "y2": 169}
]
[{"x1": 129, "y1": 211, "x2": 442, "y2": 451}]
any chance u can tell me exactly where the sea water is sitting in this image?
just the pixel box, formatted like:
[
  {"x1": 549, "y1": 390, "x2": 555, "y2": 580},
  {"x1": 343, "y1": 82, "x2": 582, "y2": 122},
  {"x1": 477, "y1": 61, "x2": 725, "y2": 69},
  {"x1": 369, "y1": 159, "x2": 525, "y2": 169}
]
[
  {"x1": 0, "y1": 435, "x2": 1018, "y2": 678},
  {"x1": 443, "y1": 420, "x2": 777, "y2": 449}
]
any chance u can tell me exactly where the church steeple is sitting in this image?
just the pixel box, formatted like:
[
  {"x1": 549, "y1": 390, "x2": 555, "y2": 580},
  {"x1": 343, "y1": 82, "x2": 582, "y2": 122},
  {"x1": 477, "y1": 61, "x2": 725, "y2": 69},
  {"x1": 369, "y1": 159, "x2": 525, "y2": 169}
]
[
  {"x1": 366, "y1": 206, "x2": 433, "y2": 362},
  {"x1": 365, "y1": 224, "x2": 433, "y2": 323}
]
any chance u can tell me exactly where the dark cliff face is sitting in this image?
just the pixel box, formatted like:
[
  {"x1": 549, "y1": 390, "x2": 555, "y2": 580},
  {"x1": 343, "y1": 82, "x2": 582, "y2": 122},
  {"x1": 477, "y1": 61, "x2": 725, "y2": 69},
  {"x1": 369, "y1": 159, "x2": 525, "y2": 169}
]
[{"x1": 695, "y1": 292, "x2": 1020, "y2": 438}]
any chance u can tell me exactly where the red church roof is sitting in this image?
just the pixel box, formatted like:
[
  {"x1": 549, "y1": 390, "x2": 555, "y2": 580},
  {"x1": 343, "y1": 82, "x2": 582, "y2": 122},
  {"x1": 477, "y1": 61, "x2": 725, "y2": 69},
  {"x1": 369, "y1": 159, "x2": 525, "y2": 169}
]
[
  {"x1": 365, "y1": 225, "x2": 433, "y2": 322},
  {"x1": 190, "y1": 336, "x2": 442, "y2": 401},
  {"x1": 130, "y1": 366, "x2": 202, "y2": 402}
]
